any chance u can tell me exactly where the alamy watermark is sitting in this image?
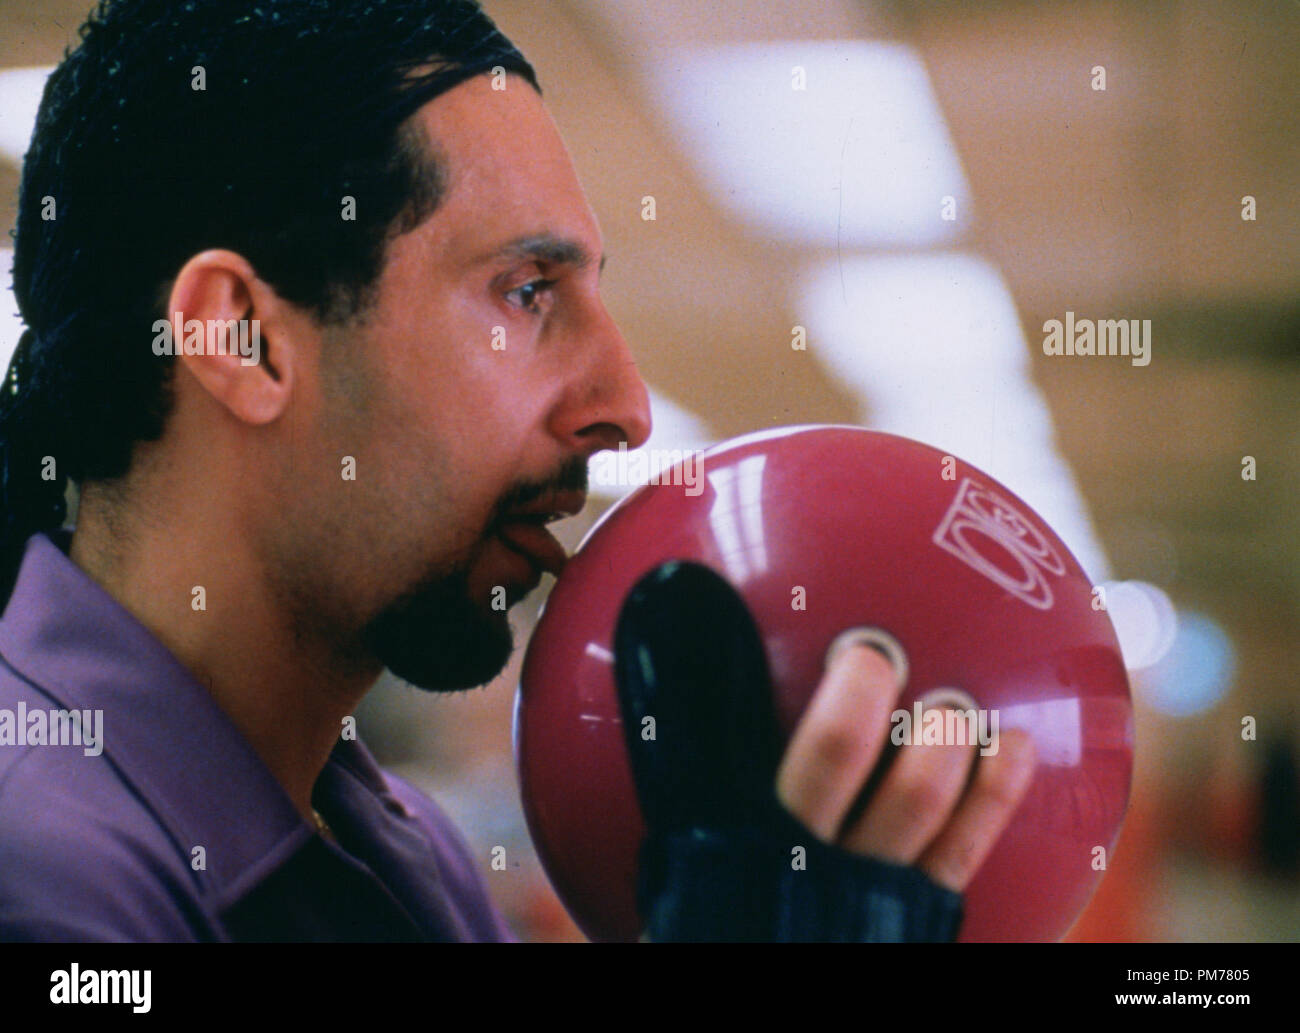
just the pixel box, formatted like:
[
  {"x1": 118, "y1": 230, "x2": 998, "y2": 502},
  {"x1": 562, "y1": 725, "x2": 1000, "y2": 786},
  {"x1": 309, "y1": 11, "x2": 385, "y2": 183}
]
[
  {"x1": 890, "y1": 698, "x2": 1000, "y2": 757},
  {"x1": 0, "y1": 703, "x2": 103, "y2": 756},
  {"x1": 590, "y1": 441, "x2": 705, "y2": 496},
  {"x1": 152, "y1": 312, "x2": 261, "y2": 366},
  {"x1": 50, "y1": 965, "x2": 150, "y2": 1013},
  {"x1": 1042, "y1": 311, "x2": 1151, "y2": 367}
]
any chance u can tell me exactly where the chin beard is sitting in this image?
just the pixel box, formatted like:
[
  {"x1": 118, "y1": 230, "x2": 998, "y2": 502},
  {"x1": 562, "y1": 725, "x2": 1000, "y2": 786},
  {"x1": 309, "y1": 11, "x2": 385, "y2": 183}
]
[
  {"x1": 359, "y1": 454, "x2": 588, "y2": 692},
  {"x1": 361, "y1": 563, "x2": 514, "y2": 692}
]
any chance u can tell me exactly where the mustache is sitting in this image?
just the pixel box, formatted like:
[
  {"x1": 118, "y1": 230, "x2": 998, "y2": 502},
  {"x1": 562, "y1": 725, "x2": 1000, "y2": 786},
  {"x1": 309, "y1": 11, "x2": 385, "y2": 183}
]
[{"x1": 488, "y1": 453, "x2": 590, "y2": 528}]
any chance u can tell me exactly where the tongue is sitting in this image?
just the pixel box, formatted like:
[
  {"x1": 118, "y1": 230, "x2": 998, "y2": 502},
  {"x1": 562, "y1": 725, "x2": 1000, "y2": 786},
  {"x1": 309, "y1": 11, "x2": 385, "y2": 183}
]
[{"x1": 497, "y1": 521, "x2": 568, "y2": 576}]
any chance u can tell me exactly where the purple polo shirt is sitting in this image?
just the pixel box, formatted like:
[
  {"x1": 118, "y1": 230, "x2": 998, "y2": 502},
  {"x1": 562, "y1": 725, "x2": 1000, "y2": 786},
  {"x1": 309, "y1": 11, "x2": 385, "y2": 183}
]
[{"x1": 0, "y1": 531, "x2": 514, "y2": 942}]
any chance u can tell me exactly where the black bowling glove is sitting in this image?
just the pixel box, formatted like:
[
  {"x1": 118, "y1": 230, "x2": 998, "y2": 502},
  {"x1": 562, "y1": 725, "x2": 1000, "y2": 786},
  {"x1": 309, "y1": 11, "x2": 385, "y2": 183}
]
[{"x1": 613, "y1": 560, "x2": 965, "y2": 942}]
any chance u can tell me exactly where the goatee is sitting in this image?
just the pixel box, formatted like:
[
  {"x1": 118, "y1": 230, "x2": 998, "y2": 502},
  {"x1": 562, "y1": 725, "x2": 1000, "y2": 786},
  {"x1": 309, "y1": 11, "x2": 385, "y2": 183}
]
[
  {"x1": 363, "y1": 454, "x2": 589, "y2": 692},
  {"x1": 361, "y1": 560, "x2": 514, "y2": 692}
]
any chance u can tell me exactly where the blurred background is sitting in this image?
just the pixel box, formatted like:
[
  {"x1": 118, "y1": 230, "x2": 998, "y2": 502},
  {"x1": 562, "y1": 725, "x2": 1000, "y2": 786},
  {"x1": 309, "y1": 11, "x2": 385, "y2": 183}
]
[{"x1": 1, "y1": 0, "x2": 1296, "y2": 940}]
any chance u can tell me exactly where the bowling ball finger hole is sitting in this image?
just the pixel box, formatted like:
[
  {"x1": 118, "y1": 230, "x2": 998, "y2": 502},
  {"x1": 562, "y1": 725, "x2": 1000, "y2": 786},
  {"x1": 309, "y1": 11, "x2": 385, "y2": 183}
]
[
  {"x1": 825, "y1": 626, "x2": 909, "y2": 688},
  {"x1": 917, "y1": 687, "x2": 980, "y2": 714}
]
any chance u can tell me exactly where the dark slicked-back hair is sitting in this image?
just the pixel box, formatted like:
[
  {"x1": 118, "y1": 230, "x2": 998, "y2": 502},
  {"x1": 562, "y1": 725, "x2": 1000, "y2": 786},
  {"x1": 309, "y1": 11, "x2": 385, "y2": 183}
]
[{"x1": 2, "y1": 0, "x2": 538, "y2": 601}]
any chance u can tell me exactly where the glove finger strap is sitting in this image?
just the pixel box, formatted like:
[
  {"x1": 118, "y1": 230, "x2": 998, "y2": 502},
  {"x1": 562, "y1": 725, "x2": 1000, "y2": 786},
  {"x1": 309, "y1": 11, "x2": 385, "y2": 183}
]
[{"x1": 639, "y1": 820, "x2": 965, "y2": 943}]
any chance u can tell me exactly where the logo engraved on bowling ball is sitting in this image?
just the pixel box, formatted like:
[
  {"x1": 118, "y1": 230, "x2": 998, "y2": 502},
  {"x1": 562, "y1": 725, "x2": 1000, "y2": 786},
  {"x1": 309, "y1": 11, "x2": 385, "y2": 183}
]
[{"x1": 932, "y1": 478, "x2": 1066, "y2": 611}]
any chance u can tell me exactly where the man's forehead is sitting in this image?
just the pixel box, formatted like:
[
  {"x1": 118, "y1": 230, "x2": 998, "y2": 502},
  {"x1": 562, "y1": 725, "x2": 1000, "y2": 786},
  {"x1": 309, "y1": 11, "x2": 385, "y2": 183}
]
[
  {"x1": 411, "y1": 74, "x2": 566, "y2": 193},
  {"x1": 408, "y1": 75, "x2": 605, "y2": 270}
]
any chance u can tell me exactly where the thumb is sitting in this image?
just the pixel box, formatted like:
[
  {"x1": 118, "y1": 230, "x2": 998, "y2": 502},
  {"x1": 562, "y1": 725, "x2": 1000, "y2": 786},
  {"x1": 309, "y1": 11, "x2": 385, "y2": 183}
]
[{"x1": 613, "y1": 560, "x2": 783, "y2": 831}]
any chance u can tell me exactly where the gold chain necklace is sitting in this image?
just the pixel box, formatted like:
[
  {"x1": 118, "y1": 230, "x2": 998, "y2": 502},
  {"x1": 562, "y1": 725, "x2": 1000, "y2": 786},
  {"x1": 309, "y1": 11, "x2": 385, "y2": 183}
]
[{"x1": 311, "y1": 808, "x2": 334, "y2": 840}]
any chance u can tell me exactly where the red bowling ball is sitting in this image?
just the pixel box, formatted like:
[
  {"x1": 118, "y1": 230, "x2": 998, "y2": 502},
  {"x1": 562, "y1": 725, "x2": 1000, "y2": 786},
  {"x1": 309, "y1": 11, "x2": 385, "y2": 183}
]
[{"x1": 515, "y1": 425, "x2": 1133, "y2": 942}]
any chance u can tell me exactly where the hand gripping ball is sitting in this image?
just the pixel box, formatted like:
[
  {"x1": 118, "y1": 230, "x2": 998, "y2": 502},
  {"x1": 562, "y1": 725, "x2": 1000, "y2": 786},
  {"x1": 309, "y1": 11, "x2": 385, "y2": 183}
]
[{"x1": 514, "y1": 425, "x2": 1134, "y2": 942}]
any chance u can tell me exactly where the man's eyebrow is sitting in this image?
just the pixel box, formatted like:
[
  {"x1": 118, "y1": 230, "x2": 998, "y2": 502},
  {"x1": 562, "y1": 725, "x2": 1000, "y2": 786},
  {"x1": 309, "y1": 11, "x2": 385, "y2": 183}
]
[{"x1": 479, "y1": 234, "x2": 607, "y2": 274}]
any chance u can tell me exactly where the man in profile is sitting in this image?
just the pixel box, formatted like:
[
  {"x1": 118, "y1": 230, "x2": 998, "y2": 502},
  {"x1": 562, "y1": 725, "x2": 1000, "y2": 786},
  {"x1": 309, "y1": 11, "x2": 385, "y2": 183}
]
[{"x1": 0, "y1": 0, "x2": 1033, "y2": 941}]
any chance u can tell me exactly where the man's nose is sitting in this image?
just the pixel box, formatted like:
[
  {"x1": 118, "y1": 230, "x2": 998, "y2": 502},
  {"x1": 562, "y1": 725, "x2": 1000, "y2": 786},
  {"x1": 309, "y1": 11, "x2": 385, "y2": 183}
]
[{"x1": 550, "y1": 306, "x2": 653, "y2": 457}]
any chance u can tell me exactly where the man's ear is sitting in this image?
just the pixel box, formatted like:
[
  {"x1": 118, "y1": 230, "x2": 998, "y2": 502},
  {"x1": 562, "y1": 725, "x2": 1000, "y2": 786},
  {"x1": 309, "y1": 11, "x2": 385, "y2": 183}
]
[{"x1": 165, "y1": 249, "x2": 308, "y2": 425}]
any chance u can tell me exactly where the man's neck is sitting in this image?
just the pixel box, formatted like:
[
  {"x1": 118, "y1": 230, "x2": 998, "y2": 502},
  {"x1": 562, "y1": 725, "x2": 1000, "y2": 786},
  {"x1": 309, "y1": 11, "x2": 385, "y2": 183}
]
[{"x1": 69, "y1": 494, "x2": 380, "y2": 826}]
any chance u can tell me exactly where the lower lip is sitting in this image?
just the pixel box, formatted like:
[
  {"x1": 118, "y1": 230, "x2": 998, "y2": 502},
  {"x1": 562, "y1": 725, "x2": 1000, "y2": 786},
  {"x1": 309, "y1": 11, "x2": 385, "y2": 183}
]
[{"x1": 496, "y1": 537, "x2": 542, "y2": 589}]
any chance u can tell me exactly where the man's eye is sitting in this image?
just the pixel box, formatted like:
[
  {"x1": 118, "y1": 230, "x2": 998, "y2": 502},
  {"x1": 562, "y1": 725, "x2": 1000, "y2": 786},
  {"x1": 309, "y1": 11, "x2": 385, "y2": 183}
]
[{"x1": 506, "y1": 278, "x2": 559, "y2": 315}]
